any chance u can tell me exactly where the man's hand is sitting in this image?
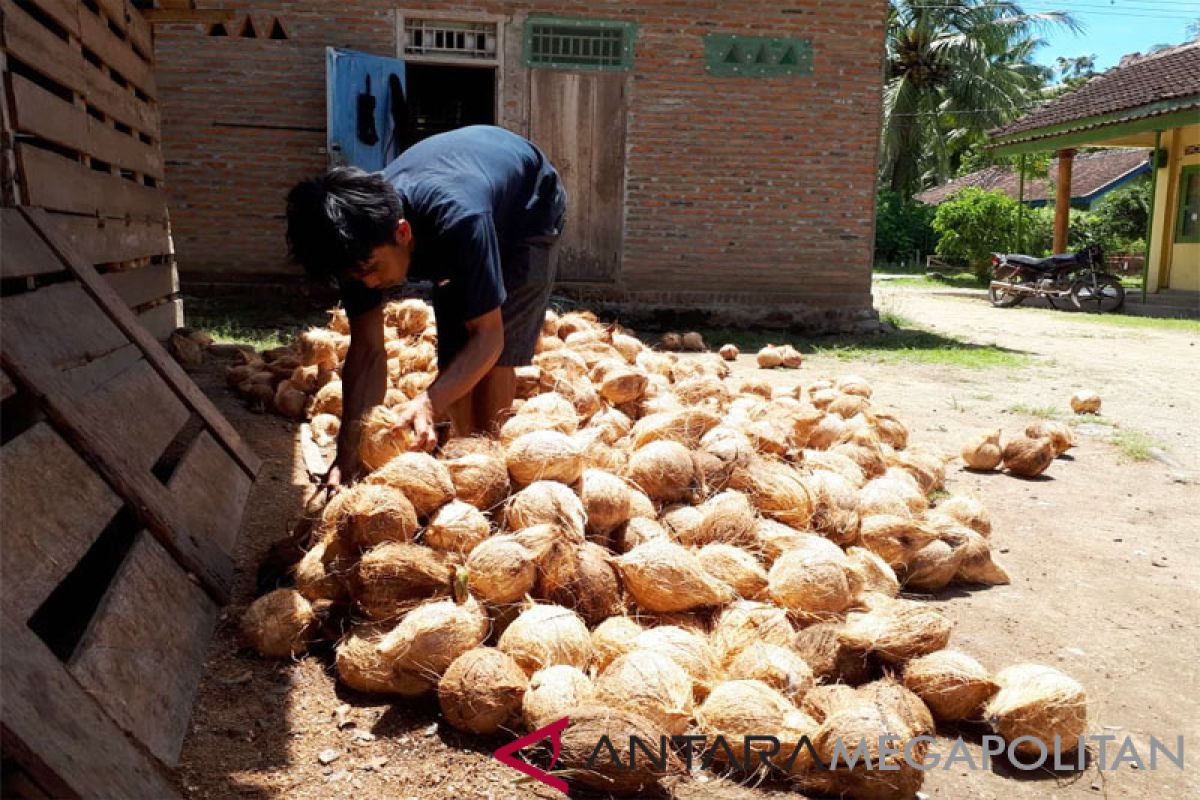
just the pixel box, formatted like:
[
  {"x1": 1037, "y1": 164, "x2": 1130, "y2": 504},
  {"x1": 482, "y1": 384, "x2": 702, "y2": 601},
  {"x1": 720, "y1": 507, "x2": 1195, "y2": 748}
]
[{"x1": 395, "y1": 392, "x2": 438, "y2": 452}]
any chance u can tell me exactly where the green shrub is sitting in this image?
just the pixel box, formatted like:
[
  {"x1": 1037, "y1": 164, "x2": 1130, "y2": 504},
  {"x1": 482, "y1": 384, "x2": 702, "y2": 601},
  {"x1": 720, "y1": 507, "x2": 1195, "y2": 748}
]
[
  {"x1": 932, "y1": 189, "x2": 1024, "y2": 279},
  {"x1": 874, "y1": 190, "x2": 937, "y2": 266}
]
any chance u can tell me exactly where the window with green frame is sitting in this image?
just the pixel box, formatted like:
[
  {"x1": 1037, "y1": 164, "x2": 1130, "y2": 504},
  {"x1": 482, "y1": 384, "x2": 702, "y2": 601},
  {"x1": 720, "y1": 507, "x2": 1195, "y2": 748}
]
[
  {"x1": 523, "y1": 17, "x2": 637, "y2": 70},
  {"x1": 1176, "y1": 165, "x2": 1200, "y2": 244}
]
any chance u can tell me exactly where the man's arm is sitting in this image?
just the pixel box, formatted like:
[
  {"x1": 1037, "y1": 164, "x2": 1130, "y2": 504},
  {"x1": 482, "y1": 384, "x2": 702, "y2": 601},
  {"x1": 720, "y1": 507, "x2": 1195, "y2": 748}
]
[
  {"x1": 331, "y1": 305, "x2": 388, "y2": 484},
  {"x1": 396, "y1": 308, "x2": 504, "y2": 449}
]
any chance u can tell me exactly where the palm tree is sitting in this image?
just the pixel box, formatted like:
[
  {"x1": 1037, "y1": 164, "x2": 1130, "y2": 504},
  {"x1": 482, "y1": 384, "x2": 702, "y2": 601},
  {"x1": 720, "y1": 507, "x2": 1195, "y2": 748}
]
[{"x1": 882, "y1": 1, "x2": 1081, "y2": 197}]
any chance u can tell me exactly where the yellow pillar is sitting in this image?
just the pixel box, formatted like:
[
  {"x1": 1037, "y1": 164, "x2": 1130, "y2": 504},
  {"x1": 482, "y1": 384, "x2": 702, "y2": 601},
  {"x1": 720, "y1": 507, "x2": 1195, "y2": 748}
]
[{"x1": 1054, "y1": 148, "x2": 1075, "y2": 254}]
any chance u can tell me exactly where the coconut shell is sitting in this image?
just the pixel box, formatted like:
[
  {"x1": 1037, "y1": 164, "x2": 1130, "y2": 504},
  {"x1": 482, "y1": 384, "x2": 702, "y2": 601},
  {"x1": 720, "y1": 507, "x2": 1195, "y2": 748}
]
[
  {"x1": 377, "y1": 595, "x2": 489, "y2": 678},
  {"x1": 630, "y1": 408, "x2": 722, "y2": 449},
  {"x1": 696, "y1": 680, "x2": 802, "y2": 765},
  {"x1": 696, "y1": 544, "x2": 768, "y2": 600},
  {"x1": 580, "y1": 469, "x2": 631, "y2": 537},
  {"x1": 352, "y1": 542, "x2": 452, "y2": 620},
  {"x1": 726, "y1": 642, "x2": 815, "y2": 704},
  {"x1": 793, "y1": 622, "x2": 875, "y2": 685},
  {"x1": 365, "y1": 451, "x2": 454, "y2": 518},
  {"x1": 597, "y1": 650, "x2": 694, "y2": 736},
  {"x1": 617, "y1": 539, "x2": 734, "y2": 613},
  {"x1": 846, "y1": 547, "x2": 901, "y2": 598},
  {"x1": 498, "y1": 604, "x2": 592, "y2": 676},
  {"x1": 558, "y1": 703, "x2": 684, "y2": 795},
  {"x1": 1026, "y1": 419, "x2": 1074, "y2": 456},
  {"x1": 901, "y1": 539, "x2": 964, "y2": 592},
  {"x1": 240, "y1": 589, "x2": 316, "y2": 658},
  {"x1": 719, "y1": 343, "x2": 739, "y2": 361},
  {"x1": 438, "y1": 647, "x2": 529, "y2": 735},
  {"x1": 1002, "y1": 436, "x2": 1055, "y2": 477},
  {"x1": 424, "y1": 500, "x2": 491, "y2": 555},
  {"x1": 729, "y1": 459, "x2": 814, "y2": 529},
  {"x1": 505, "y1": 480, "x2": 587, "y2": 541},
  {"x1": 358, "y1": 405, "x2": 417, "y2": 471},
  {"x1": 962, "y1": 429, "x2": 1003, "y2": 471},
  {"x1": 986, "y1": 664, "x2": 1088, "y2": 755},
  {"x1": 839, "y1": 598, "x2": 952, "y2": 665},
  {"x1": 504, "y1": 428, "x2": 584, "y2": 485},
  {"x1": 336, "y1": 625, "x2": 433, "y2": 697},
  {"x1": 933, "y1": 494, "x2": 992, "y2": 537},
  {"x1": 903, "y1": 650, "x2": 998, "y2": 722},
  {"x1": 614, "y1": 516, "x2": 669, "y2": 553},
  {"x1": 635, "y1": 625, "x2": 723, "y2": 700},
  {"x1": 1070, "y1": 390, "x2": 1101, "y2": 414},
  {"x1": 767, "y1": 536, "x2": 853, "y2": 621},
  {"x1": 523, "y1": 665, "x2": 596, "y2": 731},
  {"x1": 344, "y1": 484, "x2": 420, "y2": 549},
  {"x1": 711, "y1": 601, "x2": 796, "y2": 663},
  {"x1": 443, "y1": 452, "x2": 510, "y2": 512},
  {"x1": 859, "y1": 514, "x2": 938, "y2": 570},
  {"x1": 466, "y1": 534, "x2": 538, "y2": 605},
  {"x1": 626, "y1": 440, "x2": 698, "y2": 504}
]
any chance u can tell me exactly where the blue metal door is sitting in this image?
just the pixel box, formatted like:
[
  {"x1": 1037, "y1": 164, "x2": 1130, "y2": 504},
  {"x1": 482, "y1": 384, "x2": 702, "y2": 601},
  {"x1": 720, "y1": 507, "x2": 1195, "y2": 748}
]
[{"x1": 326, "y1": 47, "x2": 407, "y2": 171}]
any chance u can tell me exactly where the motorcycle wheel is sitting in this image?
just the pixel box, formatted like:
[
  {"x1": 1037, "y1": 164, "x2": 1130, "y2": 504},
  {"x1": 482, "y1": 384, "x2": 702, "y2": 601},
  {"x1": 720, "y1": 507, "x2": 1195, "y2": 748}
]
[
  {"x1": 988, "y1": 269, "x2": 1025, "y2": 308},
  {"x1": 1070, "y1": 273, "x2": 1125, "y2": 313}
]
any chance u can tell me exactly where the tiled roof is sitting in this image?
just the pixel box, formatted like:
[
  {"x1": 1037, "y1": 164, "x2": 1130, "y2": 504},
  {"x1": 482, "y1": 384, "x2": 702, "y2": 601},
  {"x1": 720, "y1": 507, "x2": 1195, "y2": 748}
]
[
  {"x1": 916, "y1": 148, "x2": 1150, "y2": 206},
  {"x1": 992, "y1": 42, "x2": 1200, "y2": 140}
]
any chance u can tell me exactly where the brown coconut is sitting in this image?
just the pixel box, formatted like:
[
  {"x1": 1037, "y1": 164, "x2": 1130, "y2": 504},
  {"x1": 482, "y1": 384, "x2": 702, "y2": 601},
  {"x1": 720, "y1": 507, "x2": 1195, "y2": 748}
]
[
  {"x1": 696, "y1": 680, "x2": 804, "y2": 765},
  {"x1": 424, "y1": 500, "x2": 491, "y2": 555},
  {"x1": 859, "y1": 514, "x2": 939, "y2": 570},
  {"x1": 438, "y1": 647, "x2": 529, "y2": 735},
  {"x1": 719, "y1": 343, "x2": 739, "y2": 361},
  {"x1": 777, "y1": 344, "x2": 803, "y2": 369},
  {"x1": 726, "y1": 642, "x2": 815, "y2": 704},
  {"x1": 846, "y1": 546, "x2": 901, "y2": 598},
  {"x1": 505, "y1": 480, "x2": 587, "y2": 541},
  {"x1": 517, "y1": 391, "x2": 580, "y2": 432},
  {"x1": 505, "y1": 430, "x2": 584, "y2": 486},
  {"x1": 587, "y1": 406, "x2": 633, "y2": 446},
  {"x1": 298, "y1": 328, "x2": 342, "y2": 368},
  {"x1": 377, "y1": 592, "x2": 489, "y2": 678},
  {"x1": 861, "y1": 476, "x2": 928, "y2": 515},
  {"x1": 828, "y1": 393, "x2": 871, "y2": 420},
  {"x1": 686, "y1": 491, "x2": 757, "y2": 547},
  {"x1": 611, "y1": 332, "x2": 644, "y2": 363},
  {"x1": 754, "y1": 518, "x2": 817, "y2": 564},
  {"x1": 596, "y1": 366, "x2": 648, "y2": 405},
  {"x1": 808, "y1": 705, "x2": 927, "y2": 800},
  {"x1": 806, "y1": 470, "x2": 862, "y2": 546},
  {"x1": 729, "y1": 459, "x2": 814, "y2": 529},
  {"x1": 597, "y1": 650, "x2": 694, "y2": 736},
  {"x1": 365, "y1": 451, "x2": 454, "y2": 518},
  {"x1": 793, "y1": 622, "x2": 874, "y2": 685},
  {"x1": 523, "y1": 665, "x2": 596, "y2": 731},
  {"x1": 558, "y1": 703, "x2": 684, "y2": 795},
  {"x1": 986, "y1": 664, "x2": 1088, "y2": 756},
  {"x1": 273, "y1": 380, "x2": 307, "y2": 419},
  {"x1": 1002, "y1": 436, "x2": 1055, "y2": 477},
  {"x1": 962, "y1": 429, "x2": 1004, "y2": 471},
  {"x1": 358, "y1": 405, "x2": 417, "y2": 471},
  {"x1": 902, "y1": 539, "x2": 964, "y2": 592},
  {"x1": 836, "y1": 375, "x2": 873, "y2": 398},
  {"x1": 627, "y1": 489, "x2": 657, "y2": 519},
  {"x1": 626, "y1": 440, "x2": 698, "y2": 504},
  {"x1": 352, "y1": 542, "x2": 451, "y2": 620},
  {"x1": 1026, "y1": 419, "x2": 1074, "y2": 456},
  {"x1": 614, "y1": 516, "x2": 669, "y2": 554},
  {"x1": 591, "y1": 616, "x2": 645, "y2": 673},
  {"x1": 630, "y1": 408, "x2": 722, "y2": 449},
  {"x1": 385, "y1": 298, "x2": 432, "y2": 337},
  {"x1": 871, "y1": 413, "x2": 909, "y2": 449},
  {"x1": 767, "y1": 536, "x2": 854, "y2": 621},
  {"x1": 443, "y1": 452, "x2": 509, "y2": 512},
  {"x1": 696, "y1": 544, "x2": 768, "y2": 600},
  {"x1": 310, "y1": 413, "x2": 340, "y2": 447},
  {"x1": 617, "y1": 539, "x2": 734, "y2": 613},
  {"x1": 951, "y1": 527, "x2": 1011, "y2": 585},
  {"x1": 903, "y1": 650, "x2": 998, "y2": 722},
  {"x1": 635, "y1": 625, "x2": 724, "y2": 700},
  {"x1": 344, "y1": 484, "x2": 420, "y2": 549},
  {"x1": 839, "y1": 598, "x2": 953, "y2": 665},
  {"x1": 293, "y1": 532, "x2": 352, "y2": 603},
  {"x1": 466, "y1": 534, "x2": 538, "y2": 605},
  {"x1": 309, "y1": 380, "x2": 343, "y2": 417},
  {"x1": 1070, "y1": 390, "x2": 1101, "y2": 414},
  {"x1": 545, "y1": 542, "x2": 625, "y2": 626},
  {"x1": 801, "y1": 683, "x2": 863, "y2": 723},
  {"x1": 757, "y1": 345, "x2": 784, "y2": 369},
  {"x1": 580, "y1": 469, "x2": 632, "y2": 537},
  {"x1": 711, "y1": 601, "x2": 796, "y2": 663},
  {"x1": 933, "y1": 494, "x2": 992, "y2": 537},
  {"x1": 336, "y1": 625, "x2": 433, "y2": 697},
  {"x1": 240, "y1": 589, "x2": 316, "y2": 658},
  {"x1": 497, "y1": 603, "x2": 592, "y2": 677}
]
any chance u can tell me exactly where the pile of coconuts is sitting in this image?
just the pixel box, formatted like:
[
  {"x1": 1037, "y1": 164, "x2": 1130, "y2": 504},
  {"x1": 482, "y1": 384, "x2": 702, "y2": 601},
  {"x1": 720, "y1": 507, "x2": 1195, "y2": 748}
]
[{"x1": 239, "y1": 300, "x2": 1088, "y2": 799}]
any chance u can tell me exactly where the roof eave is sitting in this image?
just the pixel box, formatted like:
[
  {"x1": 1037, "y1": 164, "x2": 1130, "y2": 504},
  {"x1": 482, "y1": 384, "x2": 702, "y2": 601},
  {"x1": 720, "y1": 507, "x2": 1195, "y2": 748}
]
[{"x1": 990, "y1": 97, "x2": 1200, "y2": 156}]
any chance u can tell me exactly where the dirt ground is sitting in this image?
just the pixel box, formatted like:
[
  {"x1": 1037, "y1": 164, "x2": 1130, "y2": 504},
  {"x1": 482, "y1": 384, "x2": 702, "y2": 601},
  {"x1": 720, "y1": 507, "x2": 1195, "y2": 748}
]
[{"x1": 176, "y1": 286, "x2": 1199, "y2": 800}]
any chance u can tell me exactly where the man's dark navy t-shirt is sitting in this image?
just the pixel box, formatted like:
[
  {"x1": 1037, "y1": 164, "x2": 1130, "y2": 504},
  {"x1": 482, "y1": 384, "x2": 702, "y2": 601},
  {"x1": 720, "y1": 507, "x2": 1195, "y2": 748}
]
[{"x1": 339, "y1": 125, "x2": 564, "y2": 320}]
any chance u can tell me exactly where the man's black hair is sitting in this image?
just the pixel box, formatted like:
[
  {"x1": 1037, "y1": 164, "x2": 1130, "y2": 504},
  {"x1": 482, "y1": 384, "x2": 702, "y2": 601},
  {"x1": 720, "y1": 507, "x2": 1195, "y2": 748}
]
[{"x1": 285, "y1": 166, "x2": 404, "y2": 283}]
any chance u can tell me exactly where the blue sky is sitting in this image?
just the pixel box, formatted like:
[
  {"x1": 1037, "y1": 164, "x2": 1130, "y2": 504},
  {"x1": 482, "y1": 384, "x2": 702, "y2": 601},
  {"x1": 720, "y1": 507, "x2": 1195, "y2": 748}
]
[{"x1": 1025, "y1": 0, "x2": 1199, "y2": 74}]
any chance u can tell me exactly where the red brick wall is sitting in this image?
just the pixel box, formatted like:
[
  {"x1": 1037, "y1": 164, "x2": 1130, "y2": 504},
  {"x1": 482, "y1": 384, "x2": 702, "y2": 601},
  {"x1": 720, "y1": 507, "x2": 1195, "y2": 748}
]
[{"x1": 154, "y1": 1, "x2": 887, "y2": 312}]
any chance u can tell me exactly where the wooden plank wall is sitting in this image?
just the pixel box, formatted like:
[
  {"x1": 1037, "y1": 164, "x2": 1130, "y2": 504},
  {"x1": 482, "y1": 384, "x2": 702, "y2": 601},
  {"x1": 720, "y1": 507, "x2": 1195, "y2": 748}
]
[{"x1": 1, "y1": 0, "x2": 180, "y2": 338}]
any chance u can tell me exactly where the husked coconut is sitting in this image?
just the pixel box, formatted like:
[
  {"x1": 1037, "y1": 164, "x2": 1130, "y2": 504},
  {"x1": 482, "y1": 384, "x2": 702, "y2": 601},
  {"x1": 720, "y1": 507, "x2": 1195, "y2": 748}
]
[
  {"x1": 793, "y1": 622, "x2": 874, "y2": 686},
  {"x1": 730, "y1": 460, "x2": 814, "y2": 530},
  {"x1": 1070, "y1": 390, "x2": 1101, "y2": 414},
  {"x1": 517, "y1": 391, "x2": 579, "y2": 432},
  {"x1": 696, "y1": 544, "x2": 768, "y2": 600},
  {"x1": 962, "y1": 430, "x2": 1003, "y2": 471},
  {"x1": 614, "y1": 517, "x2": 669, "y2": 553},
  {"x1": 711, "y1": 601, "x2": 796, "y2": 663},
  {"x1": 725, "y1": 643, "x2": 815, "y2": 704},
  {"x1": 424, "y1": 500, "x2": 490, "y2": 554},
  {"x1": 806, "y1": 470, "x2": 862, "y2": 546},
  {"x1": 273, "y1": 380, "x2": 307, "y2": 419},
  {"x1": 595, "y1": 364, "x2": 648, "y2": 405},
  {"x1": 828, "y1": 394, "x2": 871, "y2": 419},
  {"x1": 240, "y1": 589, "x2": 316, "y2": 658},
  {"x1": 809, "y1": 388, "x2": 839, "y2": 411},
  {"x1": 986, "y1": 664, "x2": 1087, "y2": 756},
  {"x1": 700, "y1": 426, "x2": 756, "y2": 474},
  {"x1": 809, "y1": 705, "x2": 927, "y2": 800},
  {"x1": 591, "y1": 616, "x2": 645, "y2": 673},
  {"x1": 498, "y1": 604, "x2": 592, "y2": 676},
  {"x1": 545, "y1": 542, "x2": 625, "y2": 626},
  {"x1": 681, "y1": 331, "x2": 707, "y2": 351},
  {"x1": 466, "y1": 534, "x2": 538, "y2": 604},
  {"x1": 658, "y1": 502, "x2": 701, "y2": 546},
  {"x1": 293, "y1": 532, "x2": 352, "y2": 603},
  {"x1": 1002, "y1": 436, "x2": 1055, "y2": 477},
  {"x1": 836, "y1": 375, "x2": 872, "y2": 398},
  {"x1": 635, "y1": 625, "x2": 723, "y2": 699},
  {"x1": 778, "y1": 344, "x2": 803, "y2": 369},
  {"x1": 861, "y1": 476, "x2": 927, "y2": 515},
  {"x1": 673, "y1": 375, "x2": 729, "y2": 407},
  {"x1": 617, "y1": 539, "x2": 734, "y2": 613},
  {"x1": 580, "y1": 469, "x2": 631, "y2": 537},
  {"x1": 757, "y1": 345, "x2": 784, "y2": 369},
  {"x1": 385, "y1": 298, "x2": 432, "y2": 337},
  {"x1": 859, "y1": 514, "x2": 939, "y2": 570},
  {"x1": 514, "y1": 365, "x2": 542, "y2": 399},
  {"x1": 719, "y1": 343, "x2": 739, "y2": 361},
  {"x1": 377, "y1": 589, "x2": 489, "y2": 678},
  {"x1": 438, "y1": 647, "x2": 528, "y2": 735},
  {"x1": 441, "y1": 436, "x2": 502, "y2": 459},
  {"x1": 298, "y1": 328, "x2": 342, "y2": 368},
  {"x1": 658, "y1": 332, "x2": 683, "y2": 351},
  {"x1": 932, "y1": 494, "x2": 992, "y2": 537},
  {"x1": 310, "y1": 380, "x2": 344, "y2": 417},
  {"x1": 443, "y1": 452, "x2": 510, "y2": 512},
  {"x1": 523, "y1": 665, "x2": 595, "y2": 731},
  {"x1": 358, "y1": 405, "x2": 416, "y2": 471},
  {"x1": 311, "y1": 413, "x2": 340, "y2": 447},
  {"x1": 630, "y1": 408, "x2": 722, "y2": 449},
  {"x1": 1026, "y1": 420, "x2": 1074, "y2": 456},
  {"x1": 597, "y1": 650, "x2": 694, "y2": 735},
  {"x1": 505, "y1": 480, "x2": 586, "y2": 541},
  {"x1": 627, "y1": 440, "x2": 698, "y2": 504},
  {"x1": 365, "y1": 451, "x2": 454, "y2": 517},
  {"x1": 949, "y1": 527, "x2": 1011, "y2": 585},
  {"x1": 627, "y1": 489, "x2": 657, "y2": 520},
  {"x1": 352, "y1": 542, "x2": 452, "y2": 620},
  {"x1": 767, "y1": 536, "x2": 854, "y2": 621},
  {"x1": 343, "y1": 484, "x2": 420, "y2": 549},
  {"x1": 903, "y1": 650, "x2": 998, "y2": 722},
  {"x1": 558, "y1": 703, "x2": 684, "y2": 795},
  {"x1": 871, "y1": 413, "x2": 909, "y2": 449},
  {"x1": 838, "y1": 597, "x2": 952, "y2": 665},
  {"x1": 612, "y1": 332, "x2": 644, "y2": 363},
  {"x1": 336, "y1": 625, "x2": 432, "y2": 696},
  {"x1": 846, "y1": 547, "x2": 901, "y2": 598},
  {"x1": 901, "y1": 539, "x2": 964, "y2": 592},
  {"x1": 754, "y1": 518, "x2": 815, "y2": 563},
  {"x1": 506, "y1": 430, "x2": 583, "y2": 485},
  {"x1": 696, "y1": 680, "x2": 809, "y2": 766},
  {"x1": 542, "y1": 309, "x2": 561, "y2": 337},
  {"x1": 801, "y1": 683, "x2": 862, "y2": 723},
  {"x1": 587, "y1": 406, "x2": 633, "y2": 446}
]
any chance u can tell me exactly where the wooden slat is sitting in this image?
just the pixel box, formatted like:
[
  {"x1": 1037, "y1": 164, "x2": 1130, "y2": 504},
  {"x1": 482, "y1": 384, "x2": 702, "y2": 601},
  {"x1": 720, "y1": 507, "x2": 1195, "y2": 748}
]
[
  {"x1": 78, "y1": 4, "x2": 156, "y2": 96},
  {"x1": 0, "y1": 370, "x2": 15, "y2": 401},
  {"x1": 105, "y1": 262, "x2": 178, "y2": 309},
  {"x1": 9, "y1": 74, "x2": 164, "y2": 178},
  {"x1": 48, "y1": 213, "x2": 172, "y2": 265},
  {"x1": 16, "y1": 144, "x2": 167, "y2": 221},
  {"x1": 0, "y1": 423, "x2": 124, "y2": 619},
  {"x1": 143, "y1": 9, "x2": 237, "y2": 24},
  {"x1": 83, "y1": 60, "x2": 158, "y2": 135},
  {"x1": 0, "y1": 610, "x2": 180, "y2": 799},
  {"x1": 61, "y1": 342, "x2": 142, "y2": 396},
  {"x1": 23, "y1": 208, "x2": 262, "y2": 477},
  {"x1": 1, "y1": 209, "x2": 67, "y2": 279},
  {"x1": 125, "y1": 1, "x2": 154, "y2": 61},
  {"x1": 0, "y1": 0, "x2": 86, "y2": 95},
  {"x1": 169, "y1": 431, "x2": 252, "y2": 555},
  {"x1": 137, "y1": 298, "x2": 183, "y2": 340},
  {"x1": 76, "y1": 359, "x2": 191, "y2": 473},
  {"x1": 24, "y1": 0, "x2": 80, "y2": 37},
  {"x1": 0, "y1": 281, "x2": 130, "y2": 372},
  {"x1": 69, "y1": 531, "x2": 219, "y2": 766}
]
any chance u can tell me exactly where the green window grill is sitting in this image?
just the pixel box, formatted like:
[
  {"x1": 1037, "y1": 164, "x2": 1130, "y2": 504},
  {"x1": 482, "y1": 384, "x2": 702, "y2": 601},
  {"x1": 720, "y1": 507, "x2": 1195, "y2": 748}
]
[
  {"x1": 523, "y1": 17, "x2": 637, "y2": 71},
  {"x1": 703, "y1": 34, "x2": 813, "y2": 77}
]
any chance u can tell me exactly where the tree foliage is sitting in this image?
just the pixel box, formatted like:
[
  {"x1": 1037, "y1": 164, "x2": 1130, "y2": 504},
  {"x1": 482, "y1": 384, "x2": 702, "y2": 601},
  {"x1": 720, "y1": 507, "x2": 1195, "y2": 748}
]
[{"x1": 874, "y1": 191, "x2": 937, "y2": 265}]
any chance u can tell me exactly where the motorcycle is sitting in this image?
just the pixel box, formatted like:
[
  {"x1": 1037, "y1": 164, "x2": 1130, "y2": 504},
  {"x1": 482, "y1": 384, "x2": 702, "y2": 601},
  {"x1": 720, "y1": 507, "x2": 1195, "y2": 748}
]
[{"x1": 988, "y1": 244, "x2": 1125, "y2": 312}]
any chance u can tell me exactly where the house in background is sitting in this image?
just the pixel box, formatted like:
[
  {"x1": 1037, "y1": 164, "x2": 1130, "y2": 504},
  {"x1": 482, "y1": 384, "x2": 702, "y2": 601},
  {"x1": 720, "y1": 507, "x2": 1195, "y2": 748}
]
[
  {"x1": 990, "y1": 42, "x2": 1200, "y2": 294},
  {"x1": 915, "y1": 148, "x2": 1151, "y2": 209},
  {"x1": 143, "y1": 0, "x2": 890, "y2": 331}
]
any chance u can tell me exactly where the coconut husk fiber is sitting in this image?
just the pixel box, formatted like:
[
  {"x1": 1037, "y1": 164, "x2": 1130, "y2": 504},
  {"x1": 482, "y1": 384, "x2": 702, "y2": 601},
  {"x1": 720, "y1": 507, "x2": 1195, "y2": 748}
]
[
  {"x1": 630, "y1": 408, "x2": 723, "y2": 449},
  {"x1": 696, "y1": 544, "x2": 768, "y2": 601},
  {"x1": 1002, "y1": 436, "x2": 1055, "y2": 477},
  {"x1": 903, "y1": 650, "x2": 998, "y2": 722},
  {"x1": 616, "y1": 538, "x2": 734, "y2": 613},
  {"x1": 858, "y1": 514, "x2": 939, "y2": 570},
  {"x1": 932, "y1": 494, "x2": 992, "y2": 537},
  {"x1": 597, "y1": 650, "x2": 694, "y2": 736},
  {"x1": 591, "y1": 616, "x2": 644, "y2": 673},
  {"x1": 336, "y1": 625, "x2": 433, "y2": 697},
  {"x1": 505, "y1": 429, "x2": 584, "y2": 485},
  {"x1": 293, "y1": 532, "x2": 353, "y2": 603},
  {"x1": 626, "y1": 440, "x2": 699, "y2": 504},
  {"x1": 523, "y1": 665, "x2": 596, "y2": 732},
  {"x1": 364, "y1": 451, "x2": 454, "y2": 518},
  {"x1": 962, "y1": 429, "x2": 1003, "y2": 471},
  {"x1": 985, "y1": 664, "x2": 1088, "y2": 756},
  {"x1": 240, "y1": 588, "x2": 316, "y2": 658},
  {"x1": 343, "y1": 484, "x2": 420, "y2": 549},
  {"x1": 635, "y1": 625, "x2": 724, "y2": 700},
  {"x1": 766, "y1": 535, "x2": 854, "y2": 621},
  {"x1": 424, "y1": 500, "x2": 491, "y2": 555},
  {"x1": 358, "y1": 405, "x2": 417, "y2": 472},
  {"x1": 466, "y1": 534, "x2": 538, "y2": 605},
  {"x1": 845, "y1": 547, "x2": 901, "y2": 599},
  {"x1": 442, "y1": 452, "x2": 509, "y2": 512},
  {"x1": 377, "y1": 595, "x2": 489, "y2": 678},
  {"x1": 504, "y1": 480, "x2": 587, "y2": 541},
  {"x1": 351, "y1": 542, "x2": 452, "y2": 620},
  {"x1": 725, "y1": 642, "x2": 814, "y2": 705},
  {"x1": 1026, "y1": 419, "x2": 1074, "y2": 456},
  {"x1": 544, "y1": 542, "x2": 625, "y2": 626},
  {"x1": 438, "y1": 647, "x2": 529, "y2": 735},
  {"x1": 800, "y1": 683, "x2": 863, "y2": 723},
  {"x1": 557, "y1": 703, "x2": 685, "y2": 795},
  {"x1": 711, "y1": 601, "x2": 796, "y2": 664},
  {"x1": 498, "y1": 603, "x2": 592, "y2": 676},
  {"x1": 580, "y1": 469, "x2": 632, "y2": 537},
  {"x1": 838, "y1": 598, "x2": 952, "y2": 665},
  {"x1": 695, "y1": 679, "x2": 805, "y2": 767},
  {"x1": 809, "y1": 705, "x2": 927, "y2": 800},
  {"x1": 792, "y1": 622, "x2": 875, "y2": 686},
  {"x1": 729, "y1": 459, "x2": 814, "y2": 530}
]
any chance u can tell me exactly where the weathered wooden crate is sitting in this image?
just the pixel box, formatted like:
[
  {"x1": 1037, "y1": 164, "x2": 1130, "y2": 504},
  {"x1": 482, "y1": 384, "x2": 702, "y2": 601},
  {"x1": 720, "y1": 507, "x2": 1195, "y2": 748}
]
[
  {"x1": 1, "y1": 0, "x2": 181, "y2": 337},
  {"x1": 0, "y1": 208, "x2": 260, "y2": 798}
]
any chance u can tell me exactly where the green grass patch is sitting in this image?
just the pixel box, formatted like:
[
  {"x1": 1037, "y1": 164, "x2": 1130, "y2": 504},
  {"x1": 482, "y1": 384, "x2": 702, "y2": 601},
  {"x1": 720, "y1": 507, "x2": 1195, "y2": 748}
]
[
  {"x1": 1110, "y1": 429, "x2": 1159, "y2": 461},
  {"x1": 190, "y1": 316, "x2": 288, "y2": 351},
  {"x1": 1063, "y1": 312, "x2": 1200, "y2": 333},
  {"x1": 971, "y1": 393, "x2": 996, "y2": 401},
  {"x1": 184, "y1": 291, "x2": 331, "y2": 353},
  {"x1": 1005, "y1": 403, "x2": 1064, "y2": 419},
  {"x1": 874, "y1": 272, "x2": 984, "y2": 290},
  {"x1": 1067, "y1": 415, "x2": 1118, "y2": 428}
]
